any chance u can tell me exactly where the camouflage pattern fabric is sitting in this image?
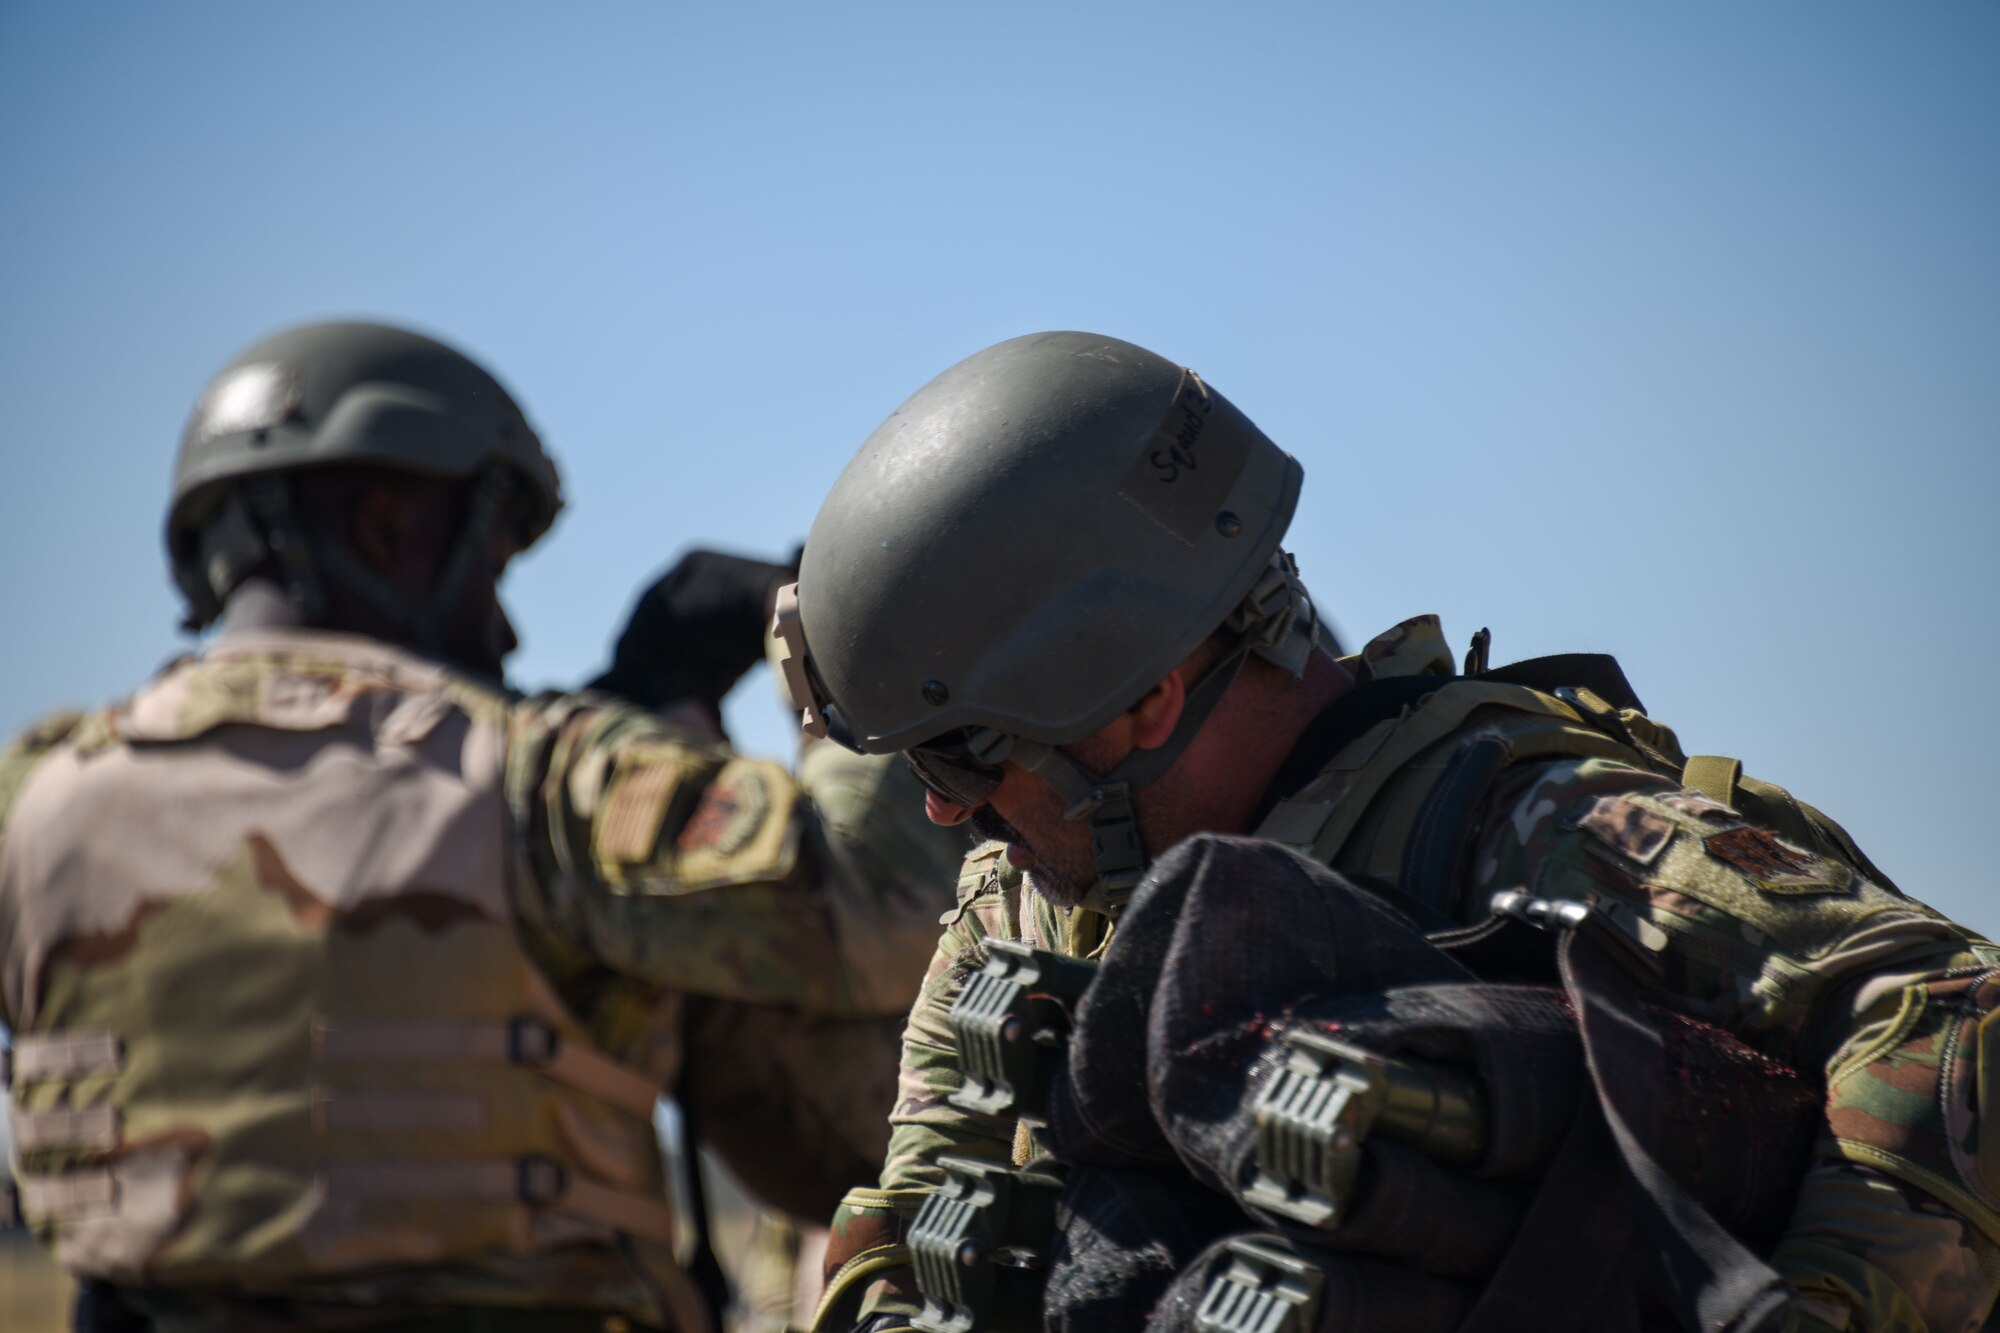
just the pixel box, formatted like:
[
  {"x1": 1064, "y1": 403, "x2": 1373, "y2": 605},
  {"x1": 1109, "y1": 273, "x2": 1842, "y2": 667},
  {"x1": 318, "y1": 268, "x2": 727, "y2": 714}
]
[
  {"x1": 700, "y1": 738, "x2": 965, "y2": 1332},
  {"x1": 0, "y1": 629, "x2": 954, "y2": 1332},
  {"x1": 823, "y1": 616, "x2": 2000, "y2": 1333}
]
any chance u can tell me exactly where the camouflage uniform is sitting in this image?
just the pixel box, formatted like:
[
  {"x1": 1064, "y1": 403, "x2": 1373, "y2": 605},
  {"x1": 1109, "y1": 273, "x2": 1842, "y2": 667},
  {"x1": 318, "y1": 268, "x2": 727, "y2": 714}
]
[
  {"x1": 720, "y1": 737, "x2": 966, "y2": 1333},
  {"x1": 0, "y1": 627, "x2": 954, "y2": 1332},
  {"x1": 824, "y1": 617, "x2": 2000, "y2": 1333}
]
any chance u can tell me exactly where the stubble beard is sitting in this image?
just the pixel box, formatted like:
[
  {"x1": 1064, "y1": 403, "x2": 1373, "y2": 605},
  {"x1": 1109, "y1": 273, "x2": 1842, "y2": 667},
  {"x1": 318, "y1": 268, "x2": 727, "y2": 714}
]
[{"x1": 968, "y1": 806, "x2": 1096, "y2": 909}]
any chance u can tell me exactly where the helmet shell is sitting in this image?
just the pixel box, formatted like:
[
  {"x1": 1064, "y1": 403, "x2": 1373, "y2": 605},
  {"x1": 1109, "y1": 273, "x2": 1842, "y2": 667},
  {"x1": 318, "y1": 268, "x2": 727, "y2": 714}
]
[
  {"x1": 798, "y1": 331, "x2": 1302, "y2": 752},
  {"x1": 167, "y1": 321, "x2": 562, "y2": 582}
]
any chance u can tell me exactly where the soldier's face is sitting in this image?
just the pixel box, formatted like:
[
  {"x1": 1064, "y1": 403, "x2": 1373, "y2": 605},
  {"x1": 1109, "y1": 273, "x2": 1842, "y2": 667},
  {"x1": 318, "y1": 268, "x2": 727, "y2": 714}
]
[{"x1": 923, "y1": 732, "x2": 1139, "y2": 909}]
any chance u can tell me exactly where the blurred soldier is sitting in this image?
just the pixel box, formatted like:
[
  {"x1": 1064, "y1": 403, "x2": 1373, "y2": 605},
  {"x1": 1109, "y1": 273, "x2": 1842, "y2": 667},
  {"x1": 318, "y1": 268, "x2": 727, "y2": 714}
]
[
  {"x1": 0, "y1": 321, "x2": 956, "y2": 1333},
  {"x1": 776, "y1": 332, "x2": 2000, "y2": 1332}
]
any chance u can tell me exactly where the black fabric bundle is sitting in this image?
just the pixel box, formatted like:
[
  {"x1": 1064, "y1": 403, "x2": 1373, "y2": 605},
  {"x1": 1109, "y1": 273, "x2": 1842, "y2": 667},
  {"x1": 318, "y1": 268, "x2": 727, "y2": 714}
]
[{"x1": 1039, "y1": 834, "x2": 1818, "y2": 1331}]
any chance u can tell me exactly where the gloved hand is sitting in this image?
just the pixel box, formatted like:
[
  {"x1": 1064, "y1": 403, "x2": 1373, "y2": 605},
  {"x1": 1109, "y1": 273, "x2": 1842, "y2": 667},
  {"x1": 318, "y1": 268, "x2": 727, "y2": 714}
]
[{"x1": 591, "y1": 547, "x2": 799, "y2": 718}]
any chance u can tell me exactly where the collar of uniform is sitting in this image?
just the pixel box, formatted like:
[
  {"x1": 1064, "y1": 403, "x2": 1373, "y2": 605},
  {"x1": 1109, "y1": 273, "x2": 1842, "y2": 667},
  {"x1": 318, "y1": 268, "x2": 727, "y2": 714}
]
[{"x1": 203, "y1": 625, "x2": 460, "y2": 684}]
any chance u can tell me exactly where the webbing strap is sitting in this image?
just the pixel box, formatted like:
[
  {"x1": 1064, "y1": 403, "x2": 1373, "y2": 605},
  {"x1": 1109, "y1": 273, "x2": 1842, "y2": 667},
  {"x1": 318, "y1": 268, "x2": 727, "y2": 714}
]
[
  {"x1": 321, "y1": 1158, "x2": 678, "y2": 1249},
  {"x1": 1010, "y1": 643, "x2": 1254, "y2": 907},
  {"x1": 17, "y1": 1169, "x2": 118, "y2": 1220},
  {"x1": 13, "y1": 1106, "x2": 120, "y2": 1153},
  {"x1": 1684, "y1": 754, "x2": 1744, "y2": 808},
  {"x1": 1399, "y1": 736, "x2": 1511, "y2": 920},
  {"x1": 1557, "y1": 923, "x2": 1795, "y2": 1333},
  {"x1": 313, "y1": 1018, "x2": 662, "y2": 1120},
  {"x1": 8, "y1": 1030, "x2": 123, "y2": 1083},
  {"x1": 312, "y1": 1091, "x2": 484, "y2": 1135},
  {"x1": 811, "y1": 1243, "x2": 917, "y2": 1333}
]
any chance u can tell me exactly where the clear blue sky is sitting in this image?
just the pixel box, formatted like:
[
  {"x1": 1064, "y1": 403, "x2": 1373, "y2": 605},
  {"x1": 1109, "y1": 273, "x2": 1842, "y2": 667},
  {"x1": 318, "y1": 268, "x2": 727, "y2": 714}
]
[{"x1": 2, "y1": 4, "x2": 1995, "y2": 930}]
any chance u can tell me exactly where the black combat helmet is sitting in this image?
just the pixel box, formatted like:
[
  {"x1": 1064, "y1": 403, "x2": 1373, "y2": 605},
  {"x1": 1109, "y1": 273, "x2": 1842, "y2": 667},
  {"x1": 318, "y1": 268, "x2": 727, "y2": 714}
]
[{"x1": 774, "y1": 331, "x2": 1318, "y2": 894}]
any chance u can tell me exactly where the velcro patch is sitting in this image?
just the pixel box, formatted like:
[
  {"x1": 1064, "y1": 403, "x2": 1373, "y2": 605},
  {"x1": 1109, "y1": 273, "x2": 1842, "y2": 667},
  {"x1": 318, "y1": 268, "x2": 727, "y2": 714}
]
[
  {"x1": 595, "y1": 762, "x2": 684, "y2": 864},
  {"x1": 1704, "y1": 826, "x2": 1852, "y2": 895},
  {"x1": 1575, "y1": 795, "x2": 1675, "y2": 866},
  {"x1": 678, "y1": 771, "x2": 771, "y2": 856}
]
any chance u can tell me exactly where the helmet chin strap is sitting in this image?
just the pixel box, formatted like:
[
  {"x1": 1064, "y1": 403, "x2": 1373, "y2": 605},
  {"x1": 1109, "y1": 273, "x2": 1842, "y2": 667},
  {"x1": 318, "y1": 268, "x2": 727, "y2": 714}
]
[
  {"x1": 990, "y1": 549, "x2": 1320, "y2": 912},
  {"x1": 1001, "y1": 642, "x2": 1252, "y2": 913}
]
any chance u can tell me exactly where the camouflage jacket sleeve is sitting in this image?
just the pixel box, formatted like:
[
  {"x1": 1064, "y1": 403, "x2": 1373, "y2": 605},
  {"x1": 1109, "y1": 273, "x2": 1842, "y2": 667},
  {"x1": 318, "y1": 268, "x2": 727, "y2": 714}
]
[
  {"x1": 1471, "y1": 755, "x2": 2000, "y2": 1332},
  {"x1": 878, "y1": 844, "x2": 1034, "y2": 1194},
  {"x1": 502, "y1": 692, "x2": 951, "y2": 1018},
  {"x1": 0, "y1": 711, "x2": 85, "y2": 1031},
  {"x1": 811, "y1": 844, "x2": 1036, "y2": 1328},
  {"x1": 675, "y1": 741, "x2": 969, "y2": 1223}
]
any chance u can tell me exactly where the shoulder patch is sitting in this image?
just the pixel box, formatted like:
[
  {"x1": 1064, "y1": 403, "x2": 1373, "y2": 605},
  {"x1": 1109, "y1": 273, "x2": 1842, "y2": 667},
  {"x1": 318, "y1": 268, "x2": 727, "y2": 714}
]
[
  {"x1": 593, "y1": 760, "x2": 686, "y2": 864},
  {"x1": 678, "y1": 769, "x2": 771, "y2": 856},
  {"x1": 1703, "y1": 826, "x2": 1853, "y2": 895}
]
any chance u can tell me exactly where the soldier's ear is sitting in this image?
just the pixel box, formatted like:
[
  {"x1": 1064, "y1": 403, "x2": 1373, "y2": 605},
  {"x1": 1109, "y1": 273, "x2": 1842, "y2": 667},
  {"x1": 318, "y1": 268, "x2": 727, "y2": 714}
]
[{"x1": 1128, "y1": 669, "x2": 1189, "y2": 752}]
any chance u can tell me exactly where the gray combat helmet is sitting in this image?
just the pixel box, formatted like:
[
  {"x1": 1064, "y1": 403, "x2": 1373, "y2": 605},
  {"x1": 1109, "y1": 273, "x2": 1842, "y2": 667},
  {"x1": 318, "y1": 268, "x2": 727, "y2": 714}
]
[
  {"x1": 167, "y1": 320, "x2": 562, "y2": 636},
  {"x1": 776, "y1": 331, "x2": 1317, "y2": 900}
]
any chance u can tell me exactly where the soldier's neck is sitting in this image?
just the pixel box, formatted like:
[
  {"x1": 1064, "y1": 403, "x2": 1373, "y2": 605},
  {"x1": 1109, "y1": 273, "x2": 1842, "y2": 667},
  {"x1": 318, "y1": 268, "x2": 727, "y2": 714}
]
[{"x1": 1163, "y1": 648, "x2": 1354, "y2": 840}]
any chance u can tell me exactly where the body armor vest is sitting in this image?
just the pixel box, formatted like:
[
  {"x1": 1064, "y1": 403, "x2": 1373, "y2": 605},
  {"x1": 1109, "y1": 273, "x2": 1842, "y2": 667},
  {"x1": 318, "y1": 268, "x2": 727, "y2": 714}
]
[
  {"x1": 0, "y1": 633, "x2": 696, "y2": 1324},
  {"x1": 1022, "y1": 653, "x2": 1890, "y2": 962}
]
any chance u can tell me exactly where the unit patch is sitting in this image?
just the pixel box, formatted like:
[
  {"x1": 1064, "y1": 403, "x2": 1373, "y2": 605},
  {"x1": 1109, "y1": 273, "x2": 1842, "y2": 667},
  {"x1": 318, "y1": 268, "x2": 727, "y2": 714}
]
[
  {"x1": 1703, "y1": 826, "x2": 1852, "y2": 895},
  {"x1": 1575, "y1": 795, "x2": 1674, "y2": 866},
  {"x1": 677, "y1": 772, "x2": 770, "y2": 856}
]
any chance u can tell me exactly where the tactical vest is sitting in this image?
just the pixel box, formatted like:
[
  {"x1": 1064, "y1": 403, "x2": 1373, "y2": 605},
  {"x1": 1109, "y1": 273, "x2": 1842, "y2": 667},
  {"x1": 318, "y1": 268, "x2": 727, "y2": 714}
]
[
  {"x1": 1252, "y1": 659, "x2": 1893, "y2": 916},
  {"x1": 0, "y1": 632, "x2": 695, "y2": 1323},
  {"x1": 1020, "y1": 652, "x2": 1893, "y2": 963}
]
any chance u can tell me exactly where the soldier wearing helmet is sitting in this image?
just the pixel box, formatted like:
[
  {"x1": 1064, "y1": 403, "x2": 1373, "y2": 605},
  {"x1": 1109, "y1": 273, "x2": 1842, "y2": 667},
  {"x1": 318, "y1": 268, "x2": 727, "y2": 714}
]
[
  {"x1": 780, "y1": 333, "x2": 2000, "y2": 1332},
  {"x1": 0, "y1": 321, "x2": 964, "y2": 1332}
]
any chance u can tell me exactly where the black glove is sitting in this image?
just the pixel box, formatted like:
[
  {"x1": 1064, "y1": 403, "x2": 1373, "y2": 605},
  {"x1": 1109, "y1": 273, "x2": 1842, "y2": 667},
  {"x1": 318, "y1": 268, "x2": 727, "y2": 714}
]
[{"x1": 590, "y1": 547, "x2": 799, "y2": 714}]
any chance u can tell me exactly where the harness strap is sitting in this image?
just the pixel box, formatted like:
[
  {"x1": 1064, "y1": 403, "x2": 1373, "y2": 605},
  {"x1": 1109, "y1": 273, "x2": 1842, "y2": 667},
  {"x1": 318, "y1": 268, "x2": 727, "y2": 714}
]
[
  {"x1": 1684, "y1": 754, "x2": 1744, "y2": 808},
  {"x1": 312, "y1": 1018, "x2": 662, "y2": 1121},
  {"x1": 1556, "y1": 921, "x2": 1795, "y2": 1333},
  {"x1": 242, "y1": 475, "x2": 328, "y2": 624},
  {"x1": 1011, "y1": 643, "x2": 1254, "y2": 907},
  {"x1": 321, "y1": 1158, "x2": 679, "y2": 1250},
  {"x1": 13, "y1": 1106, "x2": 120, "y2": 1153},
  {"x1": 1399, "y1": 736, "x2": 1511, "y2": 919},
  {"x1": 17, "y1": 1169, "x2": 118, "y2": 1220}
]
